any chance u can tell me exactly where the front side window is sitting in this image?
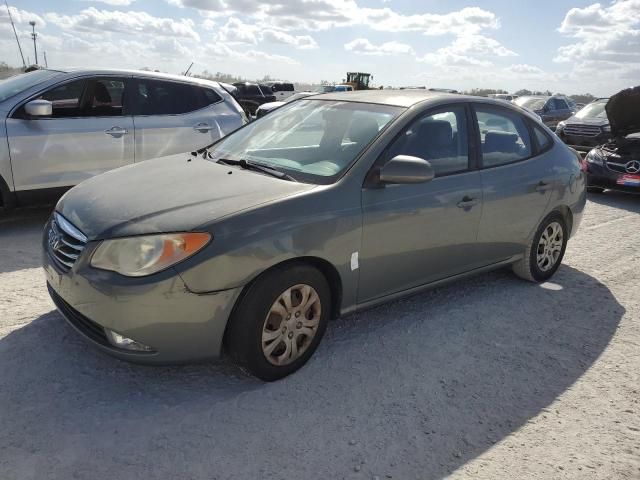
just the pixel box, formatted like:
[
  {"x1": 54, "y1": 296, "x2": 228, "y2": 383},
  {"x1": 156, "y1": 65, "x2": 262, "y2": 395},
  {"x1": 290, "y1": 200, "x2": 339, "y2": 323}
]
[
  {"x1": 39, "y1": 79, "x2": 86, "y2": 118},
  {"x1": 206, "y1": 99, "x2": 403, "y2": 183},
  {"x1": 84, "y1": 78, "x2": 125, "y2": 117},
  {"x1": 475, "y1": 106, "x2": 532, "y2": 167},
  {"x1": 384, "y1": 105, "x2": 470, "y2": 177},
  {"x1": 133, "y1": 80, "x2": 199, "y2": 115}
]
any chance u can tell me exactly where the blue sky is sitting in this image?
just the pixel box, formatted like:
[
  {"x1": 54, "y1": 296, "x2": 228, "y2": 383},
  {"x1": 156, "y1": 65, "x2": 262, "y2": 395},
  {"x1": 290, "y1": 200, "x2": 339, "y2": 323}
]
[{"x1": 1, "y1": 0, "x2": 639, "y2": 95}]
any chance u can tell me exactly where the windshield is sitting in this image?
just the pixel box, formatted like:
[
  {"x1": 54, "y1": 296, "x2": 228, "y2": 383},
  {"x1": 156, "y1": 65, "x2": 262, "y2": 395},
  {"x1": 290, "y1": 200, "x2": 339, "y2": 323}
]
[
  {"x1": 514, "y1": 97, "x2": 547, "y2": 110},
  {"x1": 575, "y1": 100, "x2": 608, "y2": 119},
  {"x1": 206, "y1": 99, "x2": 403, "y2": 184},
  {"x1": 0, "y1": 70, "x2": 61, "y2": 102}
]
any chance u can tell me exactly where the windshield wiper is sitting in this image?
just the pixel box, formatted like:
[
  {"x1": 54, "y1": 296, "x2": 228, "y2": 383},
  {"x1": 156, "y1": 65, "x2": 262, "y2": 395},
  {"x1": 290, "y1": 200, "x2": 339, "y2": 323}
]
[{"x1": 217, "y1": 158, "x2": 297, "y2": 182}]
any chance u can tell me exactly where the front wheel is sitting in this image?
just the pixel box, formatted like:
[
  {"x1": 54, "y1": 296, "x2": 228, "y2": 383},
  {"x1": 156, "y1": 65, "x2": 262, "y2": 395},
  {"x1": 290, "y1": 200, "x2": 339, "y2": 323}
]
[
  {"x1": 224, "y1": 264, "x2": 331, "y2": 381},
  {"x1": 512, "y1": 213, "x2": 568, "y2": 282}
]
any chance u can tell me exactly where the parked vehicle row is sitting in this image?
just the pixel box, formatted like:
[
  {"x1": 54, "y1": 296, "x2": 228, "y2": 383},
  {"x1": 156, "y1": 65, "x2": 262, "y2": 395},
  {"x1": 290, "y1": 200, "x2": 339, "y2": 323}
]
[
  {"x1": 0, "y1": 68, "x2": 247, "y2": 208},
  {"x1": 42, "y1": 89, "x2": 586, "y2": 380}
]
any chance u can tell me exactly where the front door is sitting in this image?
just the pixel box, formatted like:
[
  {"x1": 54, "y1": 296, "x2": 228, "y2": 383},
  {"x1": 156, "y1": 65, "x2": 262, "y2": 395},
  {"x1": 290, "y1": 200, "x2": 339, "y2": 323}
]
[
  {"x1": 7, "y1": 76, "x2": 134, "y2": 191},
  {"x1": 358, "y1": 104, "x2": 483, "y2": 304}
]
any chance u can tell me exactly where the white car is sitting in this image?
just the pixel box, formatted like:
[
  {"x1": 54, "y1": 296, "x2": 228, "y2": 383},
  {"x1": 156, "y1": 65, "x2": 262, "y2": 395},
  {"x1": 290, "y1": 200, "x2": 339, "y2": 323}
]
[
  {"x1": 0, "y1": 68, "x2": 247, "y2": 208},
  {"x1": 263, "y1": 81, "x2": 296, "y2": 100}
]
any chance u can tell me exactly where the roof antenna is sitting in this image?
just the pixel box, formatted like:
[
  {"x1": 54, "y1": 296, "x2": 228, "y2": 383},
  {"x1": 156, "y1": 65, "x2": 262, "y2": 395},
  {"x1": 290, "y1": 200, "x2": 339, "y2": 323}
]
[
  {"x1": 4, "y1": 1, "x2": 26, "y2": 69},
  {"x1": 183, "y1": 62, "x2": 194, "y2": 76}
]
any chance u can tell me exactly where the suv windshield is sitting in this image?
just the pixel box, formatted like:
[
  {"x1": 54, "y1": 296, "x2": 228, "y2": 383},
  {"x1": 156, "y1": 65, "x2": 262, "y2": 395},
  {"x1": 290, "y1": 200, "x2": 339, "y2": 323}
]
[
  {"x1": 575, "y1": 100, "x2": 608, "y2": 119},
  {"x1": 514, "y1": 97, "x2": 547, "y2": 111},
  {"x1": 207, "y1": 99, "x2": 403, "y2": 184},
  {"x1": 0, "y1": 69, "x2": 62, "y2": 102}
]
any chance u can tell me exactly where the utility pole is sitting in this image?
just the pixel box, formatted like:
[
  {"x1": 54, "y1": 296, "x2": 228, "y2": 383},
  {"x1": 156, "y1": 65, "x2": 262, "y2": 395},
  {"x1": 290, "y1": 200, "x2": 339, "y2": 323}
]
[
  {"x1": 5, "y1": 1, "x2": 26, "y2": 68},
  {"x1": 29, "y1": 20, "x2": 38, "y2": 65}
]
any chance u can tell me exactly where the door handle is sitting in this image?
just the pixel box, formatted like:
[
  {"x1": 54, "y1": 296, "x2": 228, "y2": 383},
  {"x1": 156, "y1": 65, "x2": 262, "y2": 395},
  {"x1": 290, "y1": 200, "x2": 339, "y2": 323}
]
[
  {"x1": 193, "y1": 123, "x2": 213, "y2": 133},
  {"x1": 457, "y1": 196, "x2": 479, "y2": 209},
  {"x1": 105, "y1": 126, "x2": 128, "y2": 137},
  {"x1": 535, "y1": 181, "x2": 551, "y2": 193}
]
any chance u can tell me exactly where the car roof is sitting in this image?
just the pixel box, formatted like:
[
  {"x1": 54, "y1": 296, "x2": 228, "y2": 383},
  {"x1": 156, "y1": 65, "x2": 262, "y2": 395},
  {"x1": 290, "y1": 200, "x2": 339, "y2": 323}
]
[
  {"x1": 310, "y1": 89, "x2": 464, "y2": 107},
  {"x1": 53, "y1": 67, "x2": 222, "y2": 87}
]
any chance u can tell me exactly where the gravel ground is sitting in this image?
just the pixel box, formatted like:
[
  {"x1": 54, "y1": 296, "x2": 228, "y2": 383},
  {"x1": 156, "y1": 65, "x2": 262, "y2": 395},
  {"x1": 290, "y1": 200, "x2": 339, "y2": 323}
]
[{"x1": 0, "y1": 193, "x2": 639, "y2": 480}]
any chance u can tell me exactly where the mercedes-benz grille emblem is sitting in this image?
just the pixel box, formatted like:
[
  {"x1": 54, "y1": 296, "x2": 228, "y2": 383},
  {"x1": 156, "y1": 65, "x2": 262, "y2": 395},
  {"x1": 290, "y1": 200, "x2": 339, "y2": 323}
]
[{"x1": 626, "y1": 160, "x2": 640, "y2": 174}]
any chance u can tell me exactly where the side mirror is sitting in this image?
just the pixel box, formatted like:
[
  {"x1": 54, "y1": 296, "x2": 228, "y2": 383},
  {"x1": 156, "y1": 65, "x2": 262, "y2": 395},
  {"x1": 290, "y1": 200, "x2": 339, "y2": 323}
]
[
  {"x1": 378, "y1": 155, "x2": 435, "y2": 185},
  {"x1": 25, "y1": 99, "x2": 52, "y2": 117}
]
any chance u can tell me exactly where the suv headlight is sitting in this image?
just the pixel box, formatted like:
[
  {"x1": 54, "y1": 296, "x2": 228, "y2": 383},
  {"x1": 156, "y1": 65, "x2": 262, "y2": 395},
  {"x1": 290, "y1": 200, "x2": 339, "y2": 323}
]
[
  {"x1": 91, "y1": 232, "x2": 211, "y2": 277},
  {"x1": 602, "y1": 124, "x2": 611, "y2": 133},
  {"x1": 585, "y1": 149, "x2": 604, "y2": 166},
  {"x1": 556, "y1": 121, "x2": 566, "y2": 134}
]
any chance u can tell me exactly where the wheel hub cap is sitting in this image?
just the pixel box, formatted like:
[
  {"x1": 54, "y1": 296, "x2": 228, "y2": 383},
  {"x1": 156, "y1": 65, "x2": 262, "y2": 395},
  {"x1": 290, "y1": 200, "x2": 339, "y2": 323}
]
[
  {"x1": 536, "y1": 221, "x2": 564, "y2": 272},
  {"x1": 261, "y1": 284, "x2": 321, "y2": 366}
]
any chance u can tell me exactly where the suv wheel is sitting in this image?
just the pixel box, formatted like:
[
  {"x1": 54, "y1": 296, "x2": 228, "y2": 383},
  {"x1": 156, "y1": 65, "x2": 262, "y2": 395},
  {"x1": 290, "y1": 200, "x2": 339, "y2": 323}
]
[{"x1": 225, "y1": 264, "x2": 330, "y2": 381}]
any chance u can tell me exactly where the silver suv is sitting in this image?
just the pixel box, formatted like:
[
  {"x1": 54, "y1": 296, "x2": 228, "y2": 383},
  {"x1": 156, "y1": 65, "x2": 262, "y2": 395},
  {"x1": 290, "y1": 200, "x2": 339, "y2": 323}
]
[{"x1": 0, "y1": 68, "x2": 246, "y2": 208}]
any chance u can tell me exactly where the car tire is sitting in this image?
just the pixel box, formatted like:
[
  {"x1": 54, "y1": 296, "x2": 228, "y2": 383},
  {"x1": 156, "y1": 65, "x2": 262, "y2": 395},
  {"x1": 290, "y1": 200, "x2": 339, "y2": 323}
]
[
  {"x1": 587, "y1": 186, "x2": 605, "y2": 194},
  {"x1": 512, "y1": 212, "x2": 568, "y2": 283},
  {"x1": 224, "y1": 263, "x2": 331, "y2": 381}
]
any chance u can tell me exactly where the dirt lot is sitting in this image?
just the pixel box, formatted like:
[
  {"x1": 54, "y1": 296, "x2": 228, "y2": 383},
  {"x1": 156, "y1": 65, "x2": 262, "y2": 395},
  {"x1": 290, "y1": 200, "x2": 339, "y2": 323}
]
[{"x1": 0, "y1": 193, "x2": 639, "y2": 480}]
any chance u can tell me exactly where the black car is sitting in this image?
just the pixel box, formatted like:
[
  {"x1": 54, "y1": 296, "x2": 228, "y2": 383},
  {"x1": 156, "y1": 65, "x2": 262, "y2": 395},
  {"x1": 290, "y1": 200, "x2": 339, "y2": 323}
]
[
  {"x1": 584, "y1": 86, "x2": 640, "y2": 194},
  {"x1": 232, "y1": 82, "x2": 276, "y2": 116},
  {"x1": 556, "y1": 98, "x2": 611, "y2": 153}
]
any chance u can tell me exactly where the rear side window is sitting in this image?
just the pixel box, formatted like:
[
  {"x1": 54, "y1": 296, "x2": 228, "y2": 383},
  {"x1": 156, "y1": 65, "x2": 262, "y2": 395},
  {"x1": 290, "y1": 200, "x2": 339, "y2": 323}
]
[
  {"x1": 474, "y1": 106, "x2": 532, "y2": 167},
  {"x1": 385, "y1": 105, "x2": 469, "y2": 177},
  {"x1": 553, "y1": 98, "x2": 568, "y2": 110},
  {"x1": 533, "y1": 124, "x2": 552, "y2": 151},
  {"x1": 194, "y1": 87, "x2": 222, "y2": 109},
  {"x1": 133, "y1": 79, "x2": 199, "y2": 115}
]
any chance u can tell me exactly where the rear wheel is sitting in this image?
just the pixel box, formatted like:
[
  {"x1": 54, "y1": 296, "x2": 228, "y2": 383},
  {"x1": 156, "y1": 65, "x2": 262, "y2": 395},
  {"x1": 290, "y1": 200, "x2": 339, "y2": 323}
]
[
  {"x1": 225, "y1": 264, "x2": 330, "y2": 381},
  {"x1": 512, "y1": 212, "x2": 568, "y2": 283}
]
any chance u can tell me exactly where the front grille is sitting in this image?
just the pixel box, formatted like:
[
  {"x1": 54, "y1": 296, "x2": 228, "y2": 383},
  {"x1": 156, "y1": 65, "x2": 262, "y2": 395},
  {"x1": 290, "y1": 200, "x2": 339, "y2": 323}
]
[
  {"x1": 563, "y1": 124, "x2": 602, "y2": 137},
  {"x1": 47, "y1": 283, "x2": 110, "y2": 346},
  {"x1": 46, "y1": 213, "x2": 87, "y2": 273},
  {"x1": 606, "y1": 161, "x2": 628, "y2": 174}
]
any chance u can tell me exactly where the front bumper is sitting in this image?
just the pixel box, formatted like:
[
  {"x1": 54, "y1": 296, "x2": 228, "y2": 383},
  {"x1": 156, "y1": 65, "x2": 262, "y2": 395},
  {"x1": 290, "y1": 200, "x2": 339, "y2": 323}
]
[
  {"x1": 557, "y1": 132, "x2": 610, "y2": 152},
  {"x1": 43, "y1": 234, "x2": 242, "y2": 364},
  {"x1": 586, "y1": 162, "x2": 640, "y2": 194}
]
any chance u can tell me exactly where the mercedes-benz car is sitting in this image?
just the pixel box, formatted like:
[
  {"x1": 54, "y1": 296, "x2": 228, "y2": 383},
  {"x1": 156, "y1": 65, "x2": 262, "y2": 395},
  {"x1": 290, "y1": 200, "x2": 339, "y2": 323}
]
[
  {"x1": 44, "y1": 90, "x2": 586, "y2": 381},
  {"x1": 583, "y1": 86, "x2": 640, "y2": 194},
  {"x1": 0, "y1": 68, "x2": 246, "y2": 209},
  {"x1": 556, "y1": 98, "x2": 611, "y2": 153}
]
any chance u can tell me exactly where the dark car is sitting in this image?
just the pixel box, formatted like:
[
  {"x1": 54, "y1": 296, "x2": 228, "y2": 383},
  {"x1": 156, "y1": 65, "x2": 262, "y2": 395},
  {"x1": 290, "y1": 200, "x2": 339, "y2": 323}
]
[
  {"x1": 584, "y1": 86, "x2": 640, "y2": 194},
  {"x1": 513, "y1": 95, "x2": 576, "y2": 129},
  {"x1": 232, "y1": 82, "x2": 276, "y2": 116},
  {"x1": 556, "y1": 98, "x2": 611, "y2": 152}
]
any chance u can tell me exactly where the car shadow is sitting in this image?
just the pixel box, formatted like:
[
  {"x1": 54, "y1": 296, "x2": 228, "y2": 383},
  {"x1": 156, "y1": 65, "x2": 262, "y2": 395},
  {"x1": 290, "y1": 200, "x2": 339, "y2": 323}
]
[
  {"x1": 0, "y1": 265, "x2": 623, "y2": 479},
  {"x1": 587, "y1": 190, "x2": 640, "y2": 213},
  {"x1": 0, "y1": 206, "x2": 51, "y2": 273}
]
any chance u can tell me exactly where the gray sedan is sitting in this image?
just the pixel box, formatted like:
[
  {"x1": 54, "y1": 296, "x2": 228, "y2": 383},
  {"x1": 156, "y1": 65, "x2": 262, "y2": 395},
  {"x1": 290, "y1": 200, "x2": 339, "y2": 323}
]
[{"x1": 43, "y1": 90, "x2": 586, "y2": 380}]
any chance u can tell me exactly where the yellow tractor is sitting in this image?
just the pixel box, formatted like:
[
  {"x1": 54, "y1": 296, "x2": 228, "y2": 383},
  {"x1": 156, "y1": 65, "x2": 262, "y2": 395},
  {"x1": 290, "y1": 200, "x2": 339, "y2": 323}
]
[{"x1": 345, "y1": 72, "x2": 372, "y2": 90}]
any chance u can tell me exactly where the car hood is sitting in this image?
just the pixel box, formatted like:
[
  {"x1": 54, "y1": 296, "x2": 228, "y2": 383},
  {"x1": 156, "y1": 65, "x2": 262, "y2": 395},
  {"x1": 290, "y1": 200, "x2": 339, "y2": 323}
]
[
  {"x1": 606, "y1": 86, "x2": 640, "y2": 137},
  {"x1": 57, "y1": 156, "x2": 315, "y2": 240}
]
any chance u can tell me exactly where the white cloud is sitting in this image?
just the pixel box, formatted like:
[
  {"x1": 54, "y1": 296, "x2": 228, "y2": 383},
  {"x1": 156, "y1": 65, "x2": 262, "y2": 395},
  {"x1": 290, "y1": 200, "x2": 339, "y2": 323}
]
[
  {"x1": 0, "y1": 6, "x2": 46, "y2": 28},
  {"x1": 45, "y1": 7, "x2": 200, "y2": 40},
  {"x1": 80, "y1": 0, "x2": 137, "y2": 6},
  {"x1": 506, "y1": 64, "x2": 545, "y2": 75},
  {"x1": 217, "y1": 17, "x2": 318, "y2": 49},
  {"x1": 344, "y1": 38, "x2": 414, "y2": 56},
  {"x1": 261, "y1": 30, "x2": 318, "y2": 49}
]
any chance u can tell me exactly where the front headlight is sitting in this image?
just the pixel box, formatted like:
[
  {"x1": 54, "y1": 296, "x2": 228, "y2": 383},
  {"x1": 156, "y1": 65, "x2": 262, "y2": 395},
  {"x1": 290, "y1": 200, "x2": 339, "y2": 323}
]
[
  {"x1": 556, "y1": 121, "x2": 566, "y2": 133},
  {"x1": 602, "y1": 124, "x2": 611, "y2": 133},
  {"x1": 91, "y1": 232, "x2": 211, "y2": 277},
  {"x1": 585, "y1": 149, "x2": 604, "y2": 166}
]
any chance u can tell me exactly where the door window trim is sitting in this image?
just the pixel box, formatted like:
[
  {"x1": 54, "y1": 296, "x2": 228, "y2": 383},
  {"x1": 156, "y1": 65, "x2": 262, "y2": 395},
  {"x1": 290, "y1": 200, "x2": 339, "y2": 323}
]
[
  {"x1": 127, "y1": 77, "x2": 224, "y2": 117},
  {"x1": 470, "y1": 103, "x2": 539, "y2": 170},
  {"x1": 10, "y1": 75, "x2": 132, "y2": 120},
  {"x1": 364, "y1": 102, "x2": 475, "y2": 187}
]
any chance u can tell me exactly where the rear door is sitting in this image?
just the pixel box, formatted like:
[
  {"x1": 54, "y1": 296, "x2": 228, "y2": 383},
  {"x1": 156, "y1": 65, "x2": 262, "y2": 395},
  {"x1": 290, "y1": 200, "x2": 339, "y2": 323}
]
[
  {"x1": 130, "y1": 78, "x2": 228, "y2": 162},
  {"x1": 7, "y1": 76, "x2": 134, "y2": 191},
  {"x1": 472, "y1": 103, "x2": 554, "y2": 262}
]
